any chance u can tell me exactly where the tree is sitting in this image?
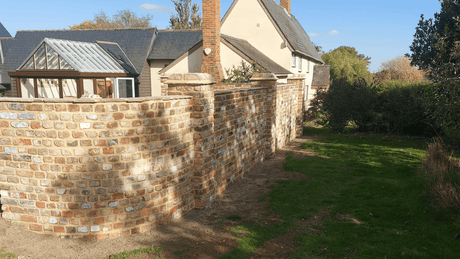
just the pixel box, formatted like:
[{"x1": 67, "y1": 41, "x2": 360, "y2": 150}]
[
  {"x1": 169, "y1": 0, "x2": 202, "y2": 30},
  {"x1": 407, "y1": 1, "x2": 460, "y2": 136},
  {"x1": 375, "y1": 55, "x2": 427, "y2": 83},
  {"x1": 69, "y1": 9, "x2": 153, "y2": 30},
  {"x1": 321, "y1": 46, "x2": 372, "y2": 83},
  {"x1": 313, "y1": 43, "x2": 324, "y2": 55},
  {"x1": 407, "y1": 0, "x2": 460, "y2": 82}
]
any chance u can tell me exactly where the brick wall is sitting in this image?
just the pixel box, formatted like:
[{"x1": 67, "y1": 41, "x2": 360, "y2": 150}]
[
  {"x1": 0, "y1": 72, "x2": 306, "y2": 240},
  {"x1": 0, "y1": 96, "x2": 195, "y2": 239},
  {"x1": 201, "y1": 0, "x2": 224, "y2": 82}
]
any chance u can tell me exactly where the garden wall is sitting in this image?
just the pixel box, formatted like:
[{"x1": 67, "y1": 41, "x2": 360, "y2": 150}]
[{"x1": 0, "y1": 73, "x2": 305, "y2": 240}]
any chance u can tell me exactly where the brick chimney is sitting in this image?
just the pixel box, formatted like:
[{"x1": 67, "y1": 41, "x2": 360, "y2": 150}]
[
  {"x1": 201, "y1": 0, "x2": 224, "y2": 82},
  {"x1": 280, "y1": 0, "x2": 291, "y2": 14}
]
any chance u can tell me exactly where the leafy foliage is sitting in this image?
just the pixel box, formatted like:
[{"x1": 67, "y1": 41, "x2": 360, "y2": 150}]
[
  {"x1": 407, "y1": 0, "x2": 460, "y2": 82},
  {"x1": 376, "y1": 55, "x2": 427, "y2": 83},
  {"x1": 322, "y1": 74, "x2": 377, "y2": 132},
  {"x1": 169, "y1": 0, "x2": 202, "y2": 29},
  {"x1": 69, "y1": 10, "x2": 153, "y2": 30},
  {"x1": 427, "y1": 80, "x2": 460, "y2": 136},
  {"x1": 223, "y1": 61, "x2": 268, "y2": 83},
  {"x1": 318, "y1": 73, "x2": 439, "y2": 135},
  {"x1": 321, "y1": 46, "x2": 373, "y2": 84}
]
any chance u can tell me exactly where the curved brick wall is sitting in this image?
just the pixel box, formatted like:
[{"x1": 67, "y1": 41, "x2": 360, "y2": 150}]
[
  {"x1": 0, "y1": 96, "x2": 194, "y2": 239},
  {"x1": 0, "y1": 73, "x2": 306, "y2": 240}
]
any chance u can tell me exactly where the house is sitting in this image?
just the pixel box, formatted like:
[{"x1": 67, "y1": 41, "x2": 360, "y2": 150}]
[
  {"x1": 0, "y1": 28, "x2": 157, "y2": 98},
  {"x1": 0, "y1": 0, "x2": 329, "y2": 101}
]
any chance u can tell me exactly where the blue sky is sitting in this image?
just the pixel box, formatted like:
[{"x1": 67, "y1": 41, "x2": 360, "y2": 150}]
[{"x1": 1, "y1": 0, "x2": 441, "y2": 72}]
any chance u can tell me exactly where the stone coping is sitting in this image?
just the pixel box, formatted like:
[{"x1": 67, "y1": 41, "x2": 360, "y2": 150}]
[
  {"x1": 250, "y1": 73, "x2": 278, "y2": 81},
  {"x1": 215, "y1": 87, "x2": 268, "y2": 95},
  {"x1": 0, "y1": 96, "x2": 192, "y2": 103},
  {"x1": 165, "y1": 73, "x2": 215, "y2": 85}
]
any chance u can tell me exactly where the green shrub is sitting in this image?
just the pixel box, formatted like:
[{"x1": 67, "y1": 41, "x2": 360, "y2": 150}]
[
  {"x1": 419, "y1": 138, "x2": 460, "y2": 210},
  {"x1": 322, "y1": 76, "x2": 377, "y2": 132},
  {"x1": 374, "y1": 81, "x2": 437, "y2": 135},
  {"x1": 223, "y1": 61, "x2": 268, "y2": 83},
  {"x1": 318, "y1": 74, "x2": 441, "y2": 135}
]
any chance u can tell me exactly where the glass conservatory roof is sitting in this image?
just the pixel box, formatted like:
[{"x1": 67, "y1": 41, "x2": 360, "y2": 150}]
[{"x1": 18, "y1": 38, "x2": 132, "y2": 74}]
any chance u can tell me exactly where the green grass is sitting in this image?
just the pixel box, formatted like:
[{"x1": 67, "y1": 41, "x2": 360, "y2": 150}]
[
  {"x1": 107, "y1": 246, "x2": 164, "y2": 259},
  {"x1": 0, "y1": 247, "x2": 16, "y2": 259},
  {"x1": 219, "y1": 126, "x2": 460, "y2": 258},
  {"x1": 226, "y1": 215, "x2": 242, "y2": 221}
]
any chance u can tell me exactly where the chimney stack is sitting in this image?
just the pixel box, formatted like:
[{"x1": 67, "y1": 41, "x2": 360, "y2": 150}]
[
  {"x1": 201, "y1": 0, "x2": 224, "y2": 82},
  {"x1": 280, "y1": 0, "x2": 291, "y2": 14}
]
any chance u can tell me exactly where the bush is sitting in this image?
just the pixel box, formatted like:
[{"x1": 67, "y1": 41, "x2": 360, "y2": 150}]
[
  {"x1": 223, "y1": 61, "x2": 268, "y2": 83},
  {"x1": 419, "y1": 138, "x2": 460, "y2": 210},
  {"x1": 374, "y1": 81, "x2": 437, "y2": 135},
  {"x1": 322, "y1": 76, "x2": 377, "y2": 132},
  {"x1": 317, "y1": 74, "x2": 440, "y2": 135}
]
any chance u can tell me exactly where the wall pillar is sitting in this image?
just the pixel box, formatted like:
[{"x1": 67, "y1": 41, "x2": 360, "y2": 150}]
[
  {"x1": 160, "y1": 74, "x2": 169, "y2": 96},
  {"x1": 250, "y1": 73, "x2": 278, "y2": 158},
  {"x1": 287, "y1": 75, "x2": 306, "y2": 137},
  {"x1": 165, "y1": 73, "x2": 216, "y2": 209}
]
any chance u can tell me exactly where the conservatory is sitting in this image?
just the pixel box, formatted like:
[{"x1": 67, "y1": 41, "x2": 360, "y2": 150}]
[{"x1": 8, "y1": 38, "x2": 138, "y2": 98}]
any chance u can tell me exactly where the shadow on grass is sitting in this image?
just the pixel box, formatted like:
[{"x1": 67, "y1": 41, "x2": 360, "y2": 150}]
[{"x1": 276, "y1": 127, "x2": 460, "y2": 258}]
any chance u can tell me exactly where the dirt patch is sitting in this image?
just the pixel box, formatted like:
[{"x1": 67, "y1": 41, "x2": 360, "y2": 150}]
[{"x1": 0, "y1": 136, "x2": 320, "y2": 259}]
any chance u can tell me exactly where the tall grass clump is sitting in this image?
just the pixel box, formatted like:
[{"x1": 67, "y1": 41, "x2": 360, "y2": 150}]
[{"x1": 419, "y1": 137, "x2": 460, "y2": 209}]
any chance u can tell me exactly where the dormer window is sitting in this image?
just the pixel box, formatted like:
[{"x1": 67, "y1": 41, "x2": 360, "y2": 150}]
[{"x1": 291, "y1": 53, "x2": 296, "y2": 68}]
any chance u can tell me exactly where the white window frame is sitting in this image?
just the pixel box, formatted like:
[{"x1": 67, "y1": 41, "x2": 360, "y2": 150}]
[
  {"x1": 114, "y1": 77, "x2": 135, "y2": 98},
  {"x1": 291, "y1": 53, "x2": 296, "y2": 68}
]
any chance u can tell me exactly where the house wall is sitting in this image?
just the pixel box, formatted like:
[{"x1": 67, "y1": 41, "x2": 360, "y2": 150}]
[
  {"x1": 150, "y1": 61, "x2": 172, "y2": 97},
  {"x1": 220, "y1": 43, "x2": 251, "y2": 78},
  {"x1": 162, "y1": 42, "x2": 252, "y2": 82},
  {"x1": 7, "y1": 78, "x2": 17, "y2": 98},
  {"x1": 165, "y1": 47, "x2": 203, "y2": 74},
  {"x1": 138, "y1": 60, "x2": 151, "y2": 97},
  {"x1": 0, "y1": 73, "x2": 306, "y2": 240},
  {"x1": 221, "y1": 0, "x2": 292, "y2": 70}
]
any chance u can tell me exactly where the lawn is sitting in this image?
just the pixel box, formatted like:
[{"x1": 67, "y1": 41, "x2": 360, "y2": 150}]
[{"x1": 219, "y1": 126, "x2": 460, "y2": 258}]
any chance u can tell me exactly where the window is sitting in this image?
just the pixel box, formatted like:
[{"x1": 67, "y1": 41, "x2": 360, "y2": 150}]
[
  {"x1": 291, "y1": 53, "x2": 296, "y2": 68},
  {"x1": 306, "y1": 60, "x2": 310, "y2": 73},
  {"x1": 115, "y1": 78, "x2": 135, "y2": 98},
  {"x1": 298, "y1": 57, "x2": 302, "y2": 72}
]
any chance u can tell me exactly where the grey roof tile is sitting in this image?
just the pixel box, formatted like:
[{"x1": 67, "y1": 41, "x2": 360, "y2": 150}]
[
  {"x1": 260, "y1": 0, "x2": 324, "y2": 64},
  {"x1": 0, "y1": 23, "x2": 12, "y2": 38},
  {"x1": 97, "y1": 41, "x2": 139, "y2": 75},
  {"x1": 312, "y1": 65, "x2": 330, "y2": 86},
  {"x1": 0, "y1": 28, "x2": 156, "y2": 84},
  {"x1": 148, "y1": 30, "x2": 202, "y2": 60},
  {"x1": 221, "y1": 34, "x2": 292, "y2": 75}
]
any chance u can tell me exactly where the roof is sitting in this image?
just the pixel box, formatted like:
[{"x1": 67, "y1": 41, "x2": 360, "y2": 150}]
[
  {"x1": 221, "y1": 34, "x2": 292, "y2": 75},
  {"x1": 0, "y1": 28, "x2": 156, "y2": 84},
  {"x1": 311, "y1": 65, "x2": 330, "y2": 86},
  {"x1": 97, "y1": 41, "x2": 138, "y2": 74},
  {"x1": 148, "y1": 30, "x2": 202, "y2": 60},
  {"x1": 259, "y1": 0, "x2": 324, "y2": 64},
  {"x1": 0, "y1": 23, "x2": 12, "y2": 38},
  {"x1": 18, "y1": 38, "x2": 134, "y2": 74}
]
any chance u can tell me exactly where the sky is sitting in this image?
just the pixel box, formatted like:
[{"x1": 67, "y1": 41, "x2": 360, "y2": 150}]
[{"x1": 0, "y1": 0, "x2": 442, "y2": 72}]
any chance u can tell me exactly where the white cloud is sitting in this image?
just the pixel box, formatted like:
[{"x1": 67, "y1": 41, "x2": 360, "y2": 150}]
[
  {"x1": 328, "y1": 30, "x2": 340, "y2": 35},
  {"x1": 309, "y1": 33, "x2": 322, "y2": 37},
  {"x1": 139, "y1": 3, "x2": 174, "y2": 13}
]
